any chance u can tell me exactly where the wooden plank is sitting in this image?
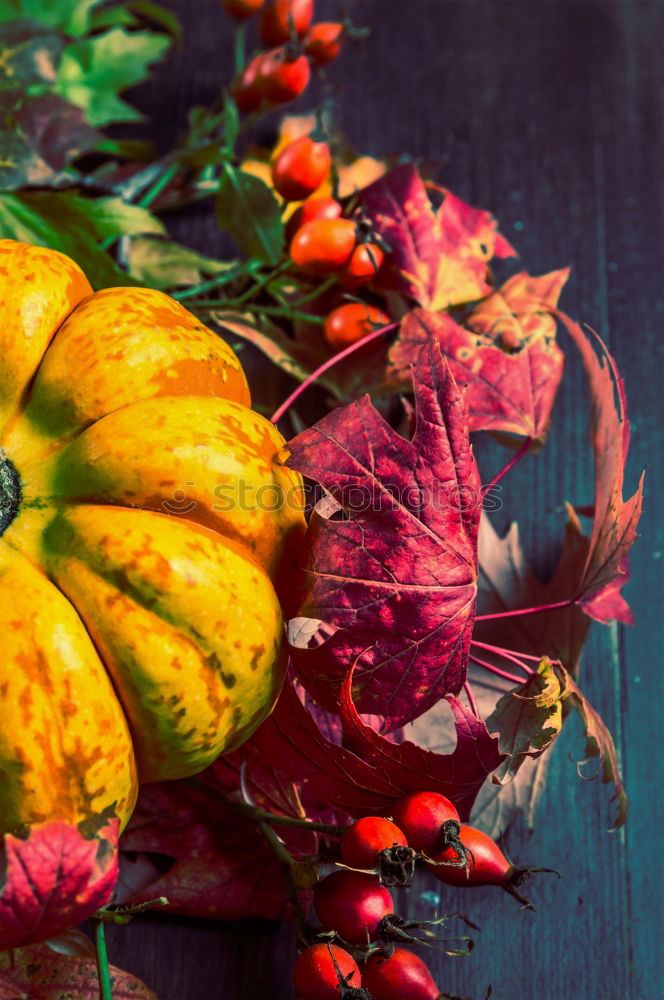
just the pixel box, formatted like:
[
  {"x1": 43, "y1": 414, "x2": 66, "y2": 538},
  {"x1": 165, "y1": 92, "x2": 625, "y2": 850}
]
[{"x1": 104, "y1": 2, "x2": 664, "y2": 997}]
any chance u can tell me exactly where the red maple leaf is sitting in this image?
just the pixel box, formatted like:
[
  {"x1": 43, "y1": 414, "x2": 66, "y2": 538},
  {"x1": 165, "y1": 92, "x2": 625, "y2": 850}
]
[
  {"x1": 249, "y1": 671, "x2": 502, "y2": 821},
  {"x1": 285, "y1": 338, "x2": 481, "y2": 731},
  {"x1": 353, "y1": 163, "x2": 516, "y2": 309},
  {"x1": 0, "y1": 813, "x2": 119, "y2": 951},
  {"x1": 389, "y1": 271, "x2": 566, "y2": 441},
  {"x1": 558, "y1": 315, "x2": 644, "y2": 623}
]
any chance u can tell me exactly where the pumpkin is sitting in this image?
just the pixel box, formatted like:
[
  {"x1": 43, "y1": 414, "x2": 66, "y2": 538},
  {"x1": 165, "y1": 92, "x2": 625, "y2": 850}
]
[{"x1": 0, "y1": 239, "x2": 305, "y2": 836}]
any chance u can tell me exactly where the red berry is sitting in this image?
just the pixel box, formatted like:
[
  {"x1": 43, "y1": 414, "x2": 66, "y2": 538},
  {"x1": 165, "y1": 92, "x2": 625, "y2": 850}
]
[
  {"x1": 338, "y1": 242, "x2": 384, "y2": 286},
  {"x1": 304, "y1": 22, "x2": 344, "y2": 65},
  {"x1": 259, "y1": 0, "x2": 313, "y2": 46},
  {"x1": 272, "y1": 136, "x2": 331, "y2": 201},
  {"x1": 256, "y1": 45, "x2": 310, "y2": 104},
  {"x1": 362, "y1": 947, "x2": 441, "y2": 1000},
  {"x1": 285, "y1": 196, "x2": 341, "y2": 242},
  {"x1": 314, "y1": 870, "x2": 394, "y2": 944},
  {"x1": 341, "y1": 816, "x2": 408, "y2": 869},
  {"x1": 222, "y1": 0, "x2": 264, "y2": 21},
  {"x1": 294, "y1": 943, "x2": 362, "y2": 999},
  {"x1": 389, "y1": 791, "x2": 460, "y2": 855},
  {"x1": 323, "y1": 302, "x2": 390, "y2": 354},
  {"x1": 290, "y1": 217, "x2": 357, "y2": 274},
  {"x1": 231, "y1": 53, "x2": 268, "y2": 113},
  {"x1": 427, "y1": 824, "x2": 512, "y2": 887}
]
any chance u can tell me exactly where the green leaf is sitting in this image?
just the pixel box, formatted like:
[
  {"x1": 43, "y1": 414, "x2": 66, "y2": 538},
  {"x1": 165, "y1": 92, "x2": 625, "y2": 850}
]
[
  {"x1": 125, "y1": 0, "x2": 182, "y2": 41},
  {"x1": 0, "y1": 19, "x2": 64, "y2": 90},
  {"x1": 74, "y1": 195, "x2": 165, "y2": 239},
  {"x1": 0, "y1": 191, "x2": 161, "y2": 287},
  {"x1": 0, "y1": 0, "x2": 106, "y2": 35},
  {"x1": 216, "y1": 165, "x2": 284, "y2": 266},
  {"x1": 213, "y1": 310, "x2": 314, "y2": 385},
  {"x1": 128, "y1": 236, "x2": 232, "y2": 289},
  {"x1": 88, "y1": 1, "x2": 182, "y2": 41},
  {"x1": 486, "y1": 658, "x2": 564, "y2": 784},
  {"x1": 55, "y1": 27, "x2": 171, "y2": 126}
]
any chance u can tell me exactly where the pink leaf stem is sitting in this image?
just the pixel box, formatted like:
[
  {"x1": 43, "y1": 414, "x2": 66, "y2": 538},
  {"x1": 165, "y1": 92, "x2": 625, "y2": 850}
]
[
  {"x1": 270, "y1": 321, "x2": 399, "y2": 425},
  {"x1": 475, "y1": 599, "x2": 573, "y2": 621},
  {"x1": 482, "y1": 436, "x2": 533, "y2": 493},
  {"x1": 463, "y1": 681, "x2": 481, "y2": 720},
  {"x1": 470, "y1": 640, "x2": 534, "y2": 676},
  {"x1": 469, "y1": 655, "x2": 523, "y2": 687}
]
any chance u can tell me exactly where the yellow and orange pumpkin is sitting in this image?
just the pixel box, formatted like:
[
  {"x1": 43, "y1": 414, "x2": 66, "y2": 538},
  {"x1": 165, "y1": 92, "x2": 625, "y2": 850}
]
[{"x1": 0, "y1": 239, "x2": 305, "y2": 835}]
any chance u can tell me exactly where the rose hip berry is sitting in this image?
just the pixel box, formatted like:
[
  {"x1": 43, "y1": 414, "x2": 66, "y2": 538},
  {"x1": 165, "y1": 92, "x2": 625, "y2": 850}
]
[
  {"x1": 294, "y1": 943, "x2": 362, "y2": 999},
  {"x1": 272, "y1": 136, "x2": 331, "y2": 201},
  {"x1": 314, "y1": 870, "x2": 394, "y2": 944},
  {"x1": 256, "y1": 45, "x2": 310, "y2": 104},
  {"x1": 323, "y1": 303, "x2": 390, "y2": 354},
  {"x1": 341, "y1": 816, "x2": 408, "y2": 869},
  {"x1": 259, "y1": 0, "x2": 313, "y2": 46},
  {"x1": 362, "y1": 947, "x2": 441, "y2": 1000},
  {"x1": 285, "y1": 196, "x2": 342, "y2": 242},
  {"x1": 427, "y1": 823, "x2": 558, "y2": 908},
  {"x1": 389, "y1": 791, "x2": 460, "y2": 855},
  {"x1": 304, "y1": 21, "x2": 345, "y2": 65}
]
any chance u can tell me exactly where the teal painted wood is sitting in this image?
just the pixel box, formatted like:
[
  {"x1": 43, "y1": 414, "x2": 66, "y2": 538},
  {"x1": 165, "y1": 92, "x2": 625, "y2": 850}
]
[{"x1": 105, "y1": 2, "x2": 663, "y2": 997}]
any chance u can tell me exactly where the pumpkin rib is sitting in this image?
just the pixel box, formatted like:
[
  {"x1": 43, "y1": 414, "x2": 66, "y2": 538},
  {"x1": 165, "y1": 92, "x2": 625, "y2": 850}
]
[
  {"x1": 3, "y1": 286, "x2": 251, "y2": 466},
  {"x1": 0, "y1": 240, "x2": 92, "y2": 441},
  {"x1": 19, "y1": 394, "x2": 305, "y2": 584},
  {"x1": 0, "y1": 540, "x2": 138, "y2": 835},
  {"x1": 39, "y1": 505, "x2": 286, "y2": 783}
]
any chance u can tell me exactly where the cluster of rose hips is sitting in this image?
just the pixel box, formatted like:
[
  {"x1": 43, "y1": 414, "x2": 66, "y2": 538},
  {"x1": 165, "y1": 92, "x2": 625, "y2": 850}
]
[
  {"x1": 273, "y1": 137, "x2": 390, "y2": 356},
  {"x1": 222, "y1": 0, "x2": 346, "y2": 109},
  {"x1": 292, "y1": 790, "x2": 548, "y2": 999}
]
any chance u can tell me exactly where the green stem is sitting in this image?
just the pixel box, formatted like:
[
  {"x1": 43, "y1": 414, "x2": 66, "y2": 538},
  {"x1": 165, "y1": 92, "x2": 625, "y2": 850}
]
[
  {"x1": 138, "y1": 162, "x2": 180, "y2": 209},
  {"x1": 171, "y1": 263, "x2": 259, "y2": 301},
  {"x1": 93, "y1": 918, "x2": 113, "y2": 1000},
  {"x1": 195, "y1": 302, "x2": 324, "y2": 323},
  {"x1": 230, "y1": 260, "x2": 292, "y2": 306},
  {"x1": 234, "y1": 22, "x2": 246, "y2": 76},
  {"x1": 290, "y1": 275, "x2": 337, "y2": 307},
  {"x1": 234, "y1": 800, "x2": 346, "y2": 837},
  {"x1": 257, "y1": 819, "x2": 309, "y2": 942}
]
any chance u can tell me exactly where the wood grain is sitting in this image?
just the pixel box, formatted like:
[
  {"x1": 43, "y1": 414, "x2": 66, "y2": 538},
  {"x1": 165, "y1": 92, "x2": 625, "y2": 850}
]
[{"x1": 105, "y1": 2, "x2": 664, "y2": 997}]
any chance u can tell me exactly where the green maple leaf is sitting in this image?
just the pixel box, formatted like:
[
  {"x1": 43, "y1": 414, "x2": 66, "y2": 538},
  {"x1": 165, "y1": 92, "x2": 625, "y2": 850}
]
[{"x1": 55, "y1": 26, "x2": 170, "y2": 125}]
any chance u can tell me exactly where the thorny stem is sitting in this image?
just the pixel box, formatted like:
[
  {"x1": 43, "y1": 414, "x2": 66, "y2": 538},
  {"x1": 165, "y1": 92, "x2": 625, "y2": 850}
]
[
  {"x1": 93, "y1": 917, "x2": 114, "y2": 1000},
  {"x1": 271, "y1": 320, "x2": 399, "y2": 424},
  {"x1": 470, "y1": 641, "x2": 534, "y2": 677},
  {"x1": 482, "y1": 437, "x2": 533, "y2": 493},
  {"x1": 469, "y1": 655, "x2": 524, "y2": 687},
  {"x1": 463, "y1": 681, "x2": 481, "y2": 719},
  {"x1": 475, "y1": 599, "x2": 574, "y2": 622},
  {"x1": 257, "y1": 819, "x2": 309, "y2": 943}
]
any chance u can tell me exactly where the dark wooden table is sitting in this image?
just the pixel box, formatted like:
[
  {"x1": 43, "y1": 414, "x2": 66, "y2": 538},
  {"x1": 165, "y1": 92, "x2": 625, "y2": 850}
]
[{"x1": 105, "y1": 2, "x2": 664, "y2": 997}]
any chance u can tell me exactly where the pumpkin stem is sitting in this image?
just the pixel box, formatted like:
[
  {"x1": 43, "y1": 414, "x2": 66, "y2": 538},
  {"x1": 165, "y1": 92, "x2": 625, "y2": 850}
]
[{"x1": 0, "y1": 449, "x2": 21, "y2": 537}]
